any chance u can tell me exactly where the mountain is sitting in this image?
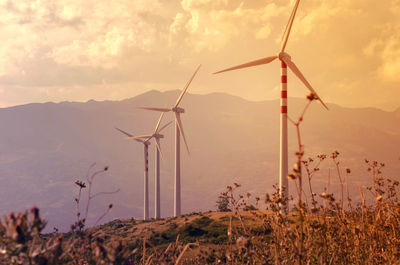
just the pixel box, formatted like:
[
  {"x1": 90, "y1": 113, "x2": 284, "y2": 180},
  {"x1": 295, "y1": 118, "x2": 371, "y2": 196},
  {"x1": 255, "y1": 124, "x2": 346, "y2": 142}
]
[
  {"x1": 0, "y1": 90, "x2": 399, "y2": 231},
  {"x1": 395, "y1": 107, "x2": 400, "y2": 119}
]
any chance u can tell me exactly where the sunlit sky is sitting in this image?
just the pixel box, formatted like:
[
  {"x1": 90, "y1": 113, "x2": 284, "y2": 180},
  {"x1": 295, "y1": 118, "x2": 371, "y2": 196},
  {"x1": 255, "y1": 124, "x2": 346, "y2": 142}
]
[{"x1": 0, "y1": 0, "x2": 399, "y2": 110}]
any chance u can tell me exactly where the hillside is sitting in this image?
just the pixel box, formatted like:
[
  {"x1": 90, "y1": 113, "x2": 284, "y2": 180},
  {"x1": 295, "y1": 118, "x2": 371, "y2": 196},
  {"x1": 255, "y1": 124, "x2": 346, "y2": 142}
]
[
  {"x1": 80, "y1": 210, "x2": 265, "y2": 263},
  {"x1": 0, "y1": 90, "x2": 399, "y2": 231},
  {"x1": 90, "y1": 211, "x2": 239, "y2": 247}
]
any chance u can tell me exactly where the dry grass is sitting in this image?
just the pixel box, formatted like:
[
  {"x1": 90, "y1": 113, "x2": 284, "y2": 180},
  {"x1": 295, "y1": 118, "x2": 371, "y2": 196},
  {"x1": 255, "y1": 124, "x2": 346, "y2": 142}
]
[{"x1": 0, "y1": 171, "x2": 399, "y2": 264}]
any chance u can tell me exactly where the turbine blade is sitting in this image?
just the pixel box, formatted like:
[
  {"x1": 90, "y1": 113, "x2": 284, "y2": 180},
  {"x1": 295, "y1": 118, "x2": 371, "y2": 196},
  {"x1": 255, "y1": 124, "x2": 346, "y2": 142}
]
[
  {"x1": 318, "y1": 97, "x2": 328, "y2": 110},
  {"x1": 282, "y1": 56, "x2": 329, "y2": 110},
  {"x1": 281, "y1": 0, "x2": 300, "y2": 52},
  {"x1": 145, "y1": 136, "x2": 153, "y2": 142},
  {"x1": 115, "y1": 127, "x2": 133, "y2": 137},
  {"x1": 157, "y1": 121, "x2": 173, "y2": 133},
  {"x1": 137, "y1": 107, "x2": 172, "y2": 112},
  {"x1": 133, "y1": 135, "x2": 153, "y2": 139},
  {"x1": 280, "y1": 9, "x2": 295, "y2": 51},
  {"x1": 175, "y1": 64, "x2": 202, "y2": 108},
  {"x1": 154, "y1": 113, "x2": 165, "y2": 133},
  {"x1": 213, "y1": 56, "x2": 278, "y2": 74},
  {"x1": 281, "y1": 6, "x2": 295, "y2": 43},
  {"x1": 115, "y1": 128, "x2": 145, "y2": 143},
  {"x1": 175, "y1": 113, "x2": 190, "y2": 155},
  {"x1": 155, "y1": 137, "x2": 164, "y2": 160}
]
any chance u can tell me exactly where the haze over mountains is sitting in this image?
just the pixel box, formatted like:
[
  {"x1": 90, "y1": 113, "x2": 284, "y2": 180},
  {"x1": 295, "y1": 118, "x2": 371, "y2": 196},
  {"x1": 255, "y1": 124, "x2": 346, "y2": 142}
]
[{"x1": 0, "y1": 90, "x2": 399, "y2": 231}]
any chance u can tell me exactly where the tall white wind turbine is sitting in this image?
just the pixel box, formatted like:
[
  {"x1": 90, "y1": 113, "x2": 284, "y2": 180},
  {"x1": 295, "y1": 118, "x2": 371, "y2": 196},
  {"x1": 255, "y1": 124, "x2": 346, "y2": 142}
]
[
  {"x1": 138, "y1": 65, "x2": 201, "y2": 217},
  {"x1": 118, "y1": 113, "x2": 171, "y2": 219},
  {"x1": 213, "y1": 0, "x2": 328, "y2": 212},
  {"x1": 115, "y1": 128, "x2": 151, "y2": 220}
]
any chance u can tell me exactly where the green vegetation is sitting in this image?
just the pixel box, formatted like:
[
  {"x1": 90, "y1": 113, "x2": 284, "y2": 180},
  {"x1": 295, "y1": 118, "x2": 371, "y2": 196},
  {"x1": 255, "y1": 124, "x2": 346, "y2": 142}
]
[{"x1": 149, "y1": 216, "x2": 228, "y2": 245}]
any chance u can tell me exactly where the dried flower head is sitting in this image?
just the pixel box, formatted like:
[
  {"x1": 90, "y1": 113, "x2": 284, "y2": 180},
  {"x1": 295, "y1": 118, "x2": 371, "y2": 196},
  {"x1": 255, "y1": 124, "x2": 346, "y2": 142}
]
[
  {"x1": 293, "y1": 162, "x2": 300, "y2": 172},
  {"x1": 331, "y1": 150, "x2": 340, "y2": 159},
  {"x1": 320, "y1": 192, "x2": 328, "y2": 198},
  {"x1": 30, "y1": 206, "x2": 39, "y2": 220},
  {"x1": 75, "y1": 180, "x2": 86, "y2": 189},
  {"x1": 307, "y1": 92, "x2": 319, "y2": 101}
]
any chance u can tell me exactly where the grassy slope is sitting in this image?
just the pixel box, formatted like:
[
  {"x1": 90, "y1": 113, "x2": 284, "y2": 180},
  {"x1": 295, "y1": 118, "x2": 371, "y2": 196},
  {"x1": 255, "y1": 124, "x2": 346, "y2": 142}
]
[{"x1": 84, "y1": 211, "x2": 269, "y2": 256}]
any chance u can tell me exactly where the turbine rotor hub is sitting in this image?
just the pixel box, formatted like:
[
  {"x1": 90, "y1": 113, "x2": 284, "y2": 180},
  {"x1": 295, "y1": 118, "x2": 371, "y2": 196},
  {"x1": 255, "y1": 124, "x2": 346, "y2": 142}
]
[{"x1": 278, "y1": 52, "x2": 291, "y2": 61}]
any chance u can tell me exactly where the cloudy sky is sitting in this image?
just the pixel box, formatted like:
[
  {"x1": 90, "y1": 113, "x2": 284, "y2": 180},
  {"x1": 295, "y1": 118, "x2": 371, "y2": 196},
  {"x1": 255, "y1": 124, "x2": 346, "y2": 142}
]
[{"x1": 0, "y1": 0, "x2": 399, "y2": 110}]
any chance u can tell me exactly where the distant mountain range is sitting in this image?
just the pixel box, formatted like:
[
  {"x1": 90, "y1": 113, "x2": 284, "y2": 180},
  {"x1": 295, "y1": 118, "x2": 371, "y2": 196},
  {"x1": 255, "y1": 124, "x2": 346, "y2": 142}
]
[{"x1": 0, "y1": 90, "x2": 399, "y2": 231}]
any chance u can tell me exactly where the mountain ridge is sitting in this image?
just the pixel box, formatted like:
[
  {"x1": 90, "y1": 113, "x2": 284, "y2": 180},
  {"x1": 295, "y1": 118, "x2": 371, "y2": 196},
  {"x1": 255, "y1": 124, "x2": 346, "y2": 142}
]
[
  {"x1": 3, "y1": 89, "x2": 398, "y2": 114},
  {"x1": 0, "y1": 89, "x2": 399, "y2": 232}
]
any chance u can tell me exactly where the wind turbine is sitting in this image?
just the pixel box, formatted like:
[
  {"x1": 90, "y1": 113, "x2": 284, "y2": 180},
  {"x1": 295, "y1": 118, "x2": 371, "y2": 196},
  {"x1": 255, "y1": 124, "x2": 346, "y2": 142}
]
[
  {"x1": 138, "y1": 65, "x2": 201, "y2": 217},
  {"x1": 213, "y1": 0, "x2": 328, "y2": 212},
  {"x1": 115, "y1": 127, "x2": 151, "y2": 220},
  {"x1": 117, "y1": 113, "x2": 171, "y2": 219}
]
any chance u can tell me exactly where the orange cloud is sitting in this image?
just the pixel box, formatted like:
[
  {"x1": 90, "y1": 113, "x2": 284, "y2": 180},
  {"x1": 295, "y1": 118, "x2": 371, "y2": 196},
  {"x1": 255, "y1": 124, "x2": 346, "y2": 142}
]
[{"x1": 0, "y1": 0, "x2": 398, "y2": 111}]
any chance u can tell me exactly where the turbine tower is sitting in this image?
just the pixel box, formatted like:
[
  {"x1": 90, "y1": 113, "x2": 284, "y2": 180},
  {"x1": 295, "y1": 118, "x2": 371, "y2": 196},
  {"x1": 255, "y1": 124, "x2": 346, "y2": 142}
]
[
  {"x1": 213, "y1": 0, "x2": 328, "y2": 212},
  {"x1": 119, "y1": 113, "x2": 171, "y2": 219},
  {"x1": 139, "y1": 65, "x2": 201, "y2": 217},
  {"x1": 115, "y1": 127, "x2": 151, "y2": 220}
]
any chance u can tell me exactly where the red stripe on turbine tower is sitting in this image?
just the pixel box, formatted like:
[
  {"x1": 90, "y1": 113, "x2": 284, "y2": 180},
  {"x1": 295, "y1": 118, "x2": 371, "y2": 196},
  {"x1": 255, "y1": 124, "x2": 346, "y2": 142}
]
[{"x1": 281, "y1": 60, "x2": 288, "y2": 114}]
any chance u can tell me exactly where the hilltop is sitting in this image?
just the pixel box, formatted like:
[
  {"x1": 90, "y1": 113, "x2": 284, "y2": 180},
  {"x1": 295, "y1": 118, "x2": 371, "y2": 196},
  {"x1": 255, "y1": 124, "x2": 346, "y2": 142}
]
[
  {"x1": 89, "y1": 211, "x2": 238, "y2": 246},
  {"x1": 67, "y1": 210, "x2": 267, "y2": 263}
]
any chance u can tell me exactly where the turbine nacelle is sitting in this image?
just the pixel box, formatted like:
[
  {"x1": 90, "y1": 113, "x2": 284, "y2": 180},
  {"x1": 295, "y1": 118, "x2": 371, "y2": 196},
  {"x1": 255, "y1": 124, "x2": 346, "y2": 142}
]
[
  {"x1": 153, "y1": 133, "x2": 164, "y2": 139},
  {"x1": 172, "y1": 107, "x2": 185, "y2": 113}
]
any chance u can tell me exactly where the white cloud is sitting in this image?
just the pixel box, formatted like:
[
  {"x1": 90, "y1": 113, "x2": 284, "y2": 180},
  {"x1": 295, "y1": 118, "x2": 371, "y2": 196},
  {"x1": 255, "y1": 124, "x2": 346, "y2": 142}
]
[
  {"x1": 169, "y1": 1, "x2": 285, "y2": 52},
  {"x1": 363, "y1": 22, "x2": 400, "y2": 81},
  {"x1": 295, "y1": 3, "x2": 339, "y2": 35},
  {"x1": 0, "y1": 0, "x2": 165, "y2": 76},
  {"x1": 379, "y1": 33, "x2": 400, "y2": 80},
  {"x1": 181, "y1": 0, "x2": 228, "y2": 10},
  {"x1": 255, "y1": 25, "x2": 272, "y2": 40}
]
